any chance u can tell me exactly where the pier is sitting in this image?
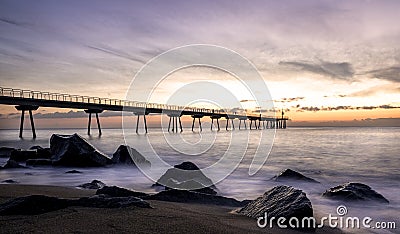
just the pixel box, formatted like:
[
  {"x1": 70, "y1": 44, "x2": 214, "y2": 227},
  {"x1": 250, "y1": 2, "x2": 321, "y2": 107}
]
[{"x1": 0, "y1": 87, "x2": 289, "y2": 138}]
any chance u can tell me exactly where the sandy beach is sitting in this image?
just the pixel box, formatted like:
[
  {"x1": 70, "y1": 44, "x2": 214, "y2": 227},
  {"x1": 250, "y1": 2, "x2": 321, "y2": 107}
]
[{"x1": 0, "y1": 184, "x2": 344, "y2": 234}]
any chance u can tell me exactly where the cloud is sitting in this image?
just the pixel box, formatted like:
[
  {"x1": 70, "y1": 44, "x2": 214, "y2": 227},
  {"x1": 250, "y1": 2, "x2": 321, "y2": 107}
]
[
  {"x1": 295, "y1": 104, "x2": 399, "y2": 112},
  {"x1": 279, "y1": 60, "x2": 355, "y2": 79},
  {"x1": 364, "y1": 66, "x2": 400, "y2": 83},
  {"x1": 275, "y1": 97, "x2": 305, "y2": 103},
  {"x1": 0, "y1": 17, "x2": 31, "y2": 28},
  {"x1": 86, "y1": 45, "x2": 147, "y2": 64},
  {"x1": 290, "y1": 118, "x2": 400, "y2": 127}
]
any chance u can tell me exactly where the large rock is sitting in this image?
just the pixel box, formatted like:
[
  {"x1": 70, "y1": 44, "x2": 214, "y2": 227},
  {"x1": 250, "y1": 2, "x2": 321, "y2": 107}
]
[
  {"x1": 238, "y1": 186, "x2": 314, "y2": 229},
  {"x1": 155, "y1": 161, "x2": 216, "y2": 194},
  {"x1": 271, "y1": 169, "x2": 320, "y2": 183},
  {"x1": 9, "y1": 149, "x2": 38, "y2": 162},
  {"x1": 50, "y1": 133, "x2": 112, "y2": 167},
  {"x1": 146, "y1": 189, "x2": 247, "y2": 207},
  {"x1": 0, "y1": 147, "x2": 17, "y2": 158},
  {"x1": 96, "y1": 186, "x2": 148, "y2": 198},
  {"x1": 2, "y1": 179, "x2": 18, "y2": 184},
  {"x1": 65, "y1": 170, "x2": 82, "y2": 174},
  {"x1": 322, "y1": 182, "x2": 389, "y2": 203},
  {"x1": 111, "y1": 145, "x2": 150, "y2": 167},
  {"x1": 26, "y1": 159, "x2": 53, "y2": 167},
  {"x1": 78, "y1": 180, "x2": 106, "y2": 189},
  {"x1": 0, "y1": 195, "x2": 69, "y2": 215},
  {"x1": 29, "y1": 146, "x2": 52, "y2": 159},
  {"x1": 73, "y1": 194, "x2": 151, "y2": 208},
  {"x1": 1, "y1": 160, "x2": 27, "y2": 169}
]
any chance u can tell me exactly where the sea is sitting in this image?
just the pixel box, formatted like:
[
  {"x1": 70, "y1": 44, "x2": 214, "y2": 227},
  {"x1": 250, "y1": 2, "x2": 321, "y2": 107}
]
[{"x1": 0, "y1": 127, "x2": 399, "y2": 233}]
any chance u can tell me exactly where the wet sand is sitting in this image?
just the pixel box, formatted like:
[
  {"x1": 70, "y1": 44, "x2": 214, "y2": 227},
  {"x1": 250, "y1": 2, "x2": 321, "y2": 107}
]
[{"x1": 0, "y1": 184, "x2": 342, "y2": 234}]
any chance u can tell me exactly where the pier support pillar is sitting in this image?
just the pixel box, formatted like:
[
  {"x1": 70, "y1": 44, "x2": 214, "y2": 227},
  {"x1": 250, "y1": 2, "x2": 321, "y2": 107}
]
[
  {"x1": 134, "y1": 112, "x2": 149, "y2": 134},
  {"x1": 225, "y1": 118, "x2": 235, "y2": 130},
  {"x1": 84, "y1": 109, "x2": 103, "y2": 135},
  {"x1": 16, "y1": 105, "x2": 39, "y2": 138},
  {"x1": 211, "y1": 115, "x2": 221, "y2": 131},
  {"x1": 168, "y1": 115, "x2": 183, "y2": 133},
  {"x1": 191, "y1": 114, "x2": 204, "y2": 132},
  {"x1": 238, "y1": 118, "x2": 247, "y2": 130}
]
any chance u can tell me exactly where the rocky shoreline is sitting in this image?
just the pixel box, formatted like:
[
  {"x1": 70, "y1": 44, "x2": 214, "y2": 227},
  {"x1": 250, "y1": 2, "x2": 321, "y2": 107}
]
[{"x1": 0, "y1": 133, "x2": 391, "y2": 232}]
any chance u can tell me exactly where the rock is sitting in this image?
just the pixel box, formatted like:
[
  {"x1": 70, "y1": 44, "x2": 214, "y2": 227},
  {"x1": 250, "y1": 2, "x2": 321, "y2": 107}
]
[
  {"x1": 9, "y1": 149, "x2": 38, "y2": 162},
  {"x1": 74, "y1": 194, "x2": 151, "y2": 208},
  {"x1": 146, "y1": 189, "x2": 247, "y2": 207},
  {"x1": 174, "y1": 161, "x2": 200, "y2": 170},
  {"x1": 322, "y1": 182, "x2": 389, "y2": 203},
  {"x1": 50, "y1": 133, "x2": 112, "y2": 167},
  {"x1": 163, "y1": 179, "x2": 217, "y2": 195},
  {"x1": 78, "y1": 180, "x2": 106, "y2": 189},
  {"x1": 26, "y1": 159, "x2": 53, "y2": 167},
  {"x1": 111, "y1": 145, "x2": 150, "y2": 167},
  {"x1": 238, "y1": 185, "x2": 314, "y2": 230},
  {"x1": 29, "y1": 146, "x2": 52, "y2": 159},
  {"x1": 0, "y1": 195, "x2": 69, "y2": 215},
  {"x1": 65, "y1": 169, "x2": 82, "y2": 174},
  {"x1": 2, "y1": 160, "x2": 27, "y2": 169},
  {"x1": 271, "y1": 169, "x2": 320, "y2": 183},
  {"x1": 96, "y1": 186, "x2": 148, "y2": 198},
  {"x1": 0, "y1": 147, "x2": 17, "y2": 158},
  {"x1": 2, "y1": 179, "x2": 18, "y2": 184},
  {"x1": 155, "y1": 161, "x2": 216, "y2": 194}
]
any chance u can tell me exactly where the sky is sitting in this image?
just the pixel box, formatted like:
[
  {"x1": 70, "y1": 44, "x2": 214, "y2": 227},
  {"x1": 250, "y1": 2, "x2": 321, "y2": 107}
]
[{"x1": 0, "y1": 0, "x2": 399, "y2": 128}]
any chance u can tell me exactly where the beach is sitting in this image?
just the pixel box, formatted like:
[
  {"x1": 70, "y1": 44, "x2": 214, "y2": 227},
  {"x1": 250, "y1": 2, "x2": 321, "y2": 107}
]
[{"x1": 0, "y1": 184, "x2": 345, "y2": 234}]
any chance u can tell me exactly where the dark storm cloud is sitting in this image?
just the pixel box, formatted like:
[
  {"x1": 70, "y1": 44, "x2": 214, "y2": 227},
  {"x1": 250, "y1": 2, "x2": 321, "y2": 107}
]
[{"x1": 279, "y1": 60, "x2": 355, "y2": 79}]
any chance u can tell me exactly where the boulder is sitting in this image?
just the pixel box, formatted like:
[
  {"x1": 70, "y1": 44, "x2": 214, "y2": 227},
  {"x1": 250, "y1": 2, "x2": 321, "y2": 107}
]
[
  {"x1": 111, "y1": 145, "x2": 150, "y2": 167},
  {"x1": 65, "y1": 170, "x2": 82, "y2": 174},
  {"x1": 9, "y1": 149, "x2": 38, "y2": 162},
  {"x1": 74, "y1": 194, "x2": 151, "y2": 208},
  {"x1": 77, "y1": 180, "x2": 106, "y2": 189},
  {"x1": 155, "y1": 161, "x2": 216, "y2": 194},
  {"x1": 238, "y1": 185, "x2": 314, "y2": 230},
  {"x1": 96, "y1": 186, "x2": 148, "y2": 198},
  {"x1": 50, "y1": 133, "x2": 112, "y2": 167},
  {"x1": 163, "y1": 179, "x2": 217, "y2": 195},
  {"x1": 2, "y1": 160, "x2": 27, "y2": 169},
  {"x1": 0, "y1": 147, "x2": 17, "y2": 158},
  {"x1": 322, "y1": 182, "x2": 389, "y2": 203},
  {"x1": 29, "y1": 146, "x2": 52, "y2": 159},
  {"x1": 2, "y1": 179, "x2": 18, "y2": 184},
  {"x1": 271, "y1": 169, "x2": 320, "y2": 183},
  {"x1": 0, "y1": 195, "x2": 69, "y2": 215},
  {"x1": 26, "y1": 159, "x2": 53, "y2": 167},
  {"x1": 146, "y1": 189, "x2": 247, "y2": 207}
]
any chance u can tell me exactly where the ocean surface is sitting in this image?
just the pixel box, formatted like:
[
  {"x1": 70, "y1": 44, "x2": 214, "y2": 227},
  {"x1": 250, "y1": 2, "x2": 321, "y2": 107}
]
[{"x1": 0, "y1": 127, "x2": 399, "y2": 233}]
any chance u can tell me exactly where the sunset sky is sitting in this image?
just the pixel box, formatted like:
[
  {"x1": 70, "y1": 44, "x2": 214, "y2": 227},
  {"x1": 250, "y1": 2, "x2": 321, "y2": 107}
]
[{"x1": 0, "y1": 0, "x2": 399, "y2": 128}]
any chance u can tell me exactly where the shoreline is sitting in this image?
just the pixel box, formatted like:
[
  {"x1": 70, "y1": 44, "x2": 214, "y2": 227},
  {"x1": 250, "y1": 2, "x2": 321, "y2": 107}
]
[{"x1": 0, "y1": 184, "x2": 343, "y2": 234}]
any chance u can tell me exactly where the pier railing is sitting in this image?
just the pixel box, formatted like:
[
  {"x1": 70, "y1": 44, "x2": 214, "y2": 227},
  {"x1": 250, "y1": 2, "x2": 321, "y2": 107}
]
[{"x1": 0, "y1": 86, "x2": 265, "y2": 116}]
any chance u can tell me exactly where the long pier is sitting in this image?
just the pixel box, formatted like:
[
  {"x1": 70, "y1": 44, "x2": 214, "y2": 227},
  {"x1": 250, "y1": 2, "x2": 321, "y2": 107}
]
[{"x1": 0, "y1": 87, "x2": 288, "y2": 138}]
